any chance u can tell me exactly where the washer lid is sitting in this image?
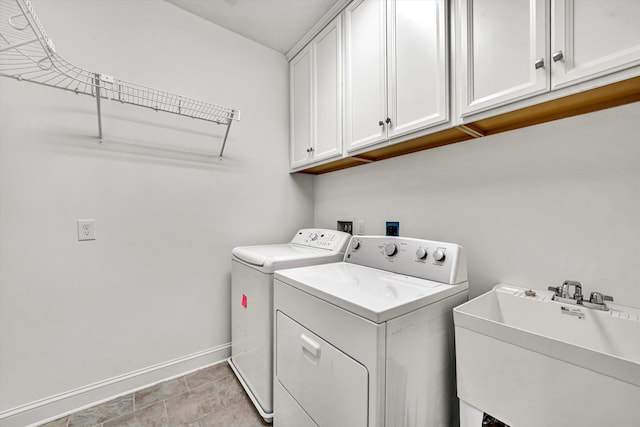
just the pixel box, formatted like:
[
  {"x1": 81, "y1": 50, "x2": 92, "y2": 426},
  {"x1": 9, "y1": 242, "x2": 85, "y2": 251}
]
[
  {"x1": 275, "y1": 262, "x2": 468, "y2": 323},
  {"x1": 232, "y1": 244, "x2": 344, "y2": 273}
]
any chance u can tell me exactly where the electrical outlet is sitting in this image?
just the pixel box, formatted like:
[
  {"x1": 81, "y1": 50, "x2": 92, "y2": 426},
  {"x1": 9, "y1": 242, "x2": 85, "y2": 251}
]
[
  {"x1": 386, "y1": 221, "x2": 399, "y2": 236},
  {"x1": 77, "y1": 219, "x2": 96, "y2": 241},
  {"x1": 356, "y1": 220, "x2": 366, "y2": 235},
  {"x1": 337, "y1": 220, "x2": 354, "y2": 235}
]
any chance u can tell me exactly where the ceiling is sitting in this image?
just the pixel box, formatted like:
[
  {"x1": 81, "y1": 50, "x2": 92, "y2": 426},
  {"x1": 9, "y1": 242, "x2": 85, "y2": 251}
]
[{"x1": 165, "y1": 0, "x2": 341, "y2": 54}]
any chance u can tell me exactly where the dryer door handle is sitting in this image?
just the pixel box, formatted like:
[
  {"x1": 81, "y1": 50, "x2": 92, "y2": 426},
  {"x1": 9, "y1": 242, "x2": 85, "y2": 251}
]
[{"x1": 300, "y1": 333, "x2": 321, "y2": 358}]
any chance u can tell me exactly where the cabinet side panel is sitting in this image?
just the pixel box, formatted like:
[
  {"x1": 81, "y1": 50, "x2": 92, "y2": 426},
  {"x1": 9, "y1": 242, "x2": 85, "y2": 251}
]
[
  {"x1": 230, "y1": 261, "x2": 273, "y2": 412},
  {"x1": 386, "y1": 292, "x2": 467, "y2": 427}
]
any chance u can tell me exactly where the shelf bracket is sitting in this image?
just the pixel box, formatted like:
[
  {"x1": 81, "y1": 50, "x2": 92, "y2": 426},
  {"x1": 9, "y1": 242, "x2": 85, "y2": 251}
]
[
  {"x1": 94, "y1": 73, "x2": 103, "y2": 144},
  {"x1": 218, "y1": 119, "x2": 233, "y2": 158}
]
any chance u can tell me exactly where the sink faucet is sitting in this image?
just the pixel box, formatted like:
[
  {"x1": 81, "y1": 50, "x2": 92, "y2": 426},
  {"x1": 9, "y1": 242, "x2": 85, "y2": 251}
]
[
  {"x1": 563, "y1": 280, "x2": 583, "y2": 301},
  {"x1": 548, "y1": 280, "x2": 613, "y2": 311},
  {"x1": 548, "y1": 280, "x2": 583, "y2": 302}
]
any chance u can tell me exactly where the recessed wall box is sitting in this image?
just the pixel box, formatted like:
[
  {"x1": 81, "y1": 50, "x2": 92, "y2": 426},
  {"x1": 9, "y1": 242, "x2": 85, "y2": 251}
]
[
  {"x1": 337, "y1": 221, "x2": 353, "y2": 235},
  {"x1": 386, "y1": 221, "x2": 399, "y2": 236}
]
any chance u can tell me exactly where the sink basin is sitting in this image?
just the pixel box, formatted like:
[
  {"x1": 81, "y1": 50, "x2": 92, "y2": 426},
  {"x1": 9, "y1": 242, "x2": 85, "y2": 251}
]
[{"x1": 454, "y1": 284, "x2": 640, "y2": 427}]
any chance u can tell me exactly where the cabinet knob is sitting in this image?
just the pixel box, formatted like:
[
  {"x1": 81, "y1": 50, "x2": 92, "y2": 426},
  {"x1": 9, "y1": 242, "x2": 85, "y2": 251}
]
[
  {"x1": 552, "y1": 50, "x2": 564, "y2": 62},
  {"x1": 534, "y1": 58, "x2": 545, "y2": 69},
  {"x1": 379, "y1": 120, "x2": 384, "y2": 126},
  {"x1": 306, "y1": 147, "x2": 314, "y2": 153},
  {"x1": 385, "y1": 117, "x2": 391, "y2": 125}
]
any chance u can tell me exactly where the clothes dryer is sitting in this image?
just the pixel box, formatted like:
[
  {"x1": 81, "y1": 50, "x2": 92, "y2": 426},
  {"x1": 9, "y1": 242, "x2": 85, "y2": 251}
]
[
  {"x1": 229, "y1": 229, "x2": 350, "y2": 422},
  {"x1": 273, "y1": 235, "x2": 469, "y2": 426}
]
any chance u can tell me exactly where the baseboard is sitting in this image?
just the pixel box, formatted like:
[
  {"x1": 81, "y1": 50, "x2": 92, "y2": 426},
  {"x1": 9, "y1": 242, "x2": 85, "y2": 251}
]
[{"x1": 0, "y1": 344, "x2": 231, "y2": 427}]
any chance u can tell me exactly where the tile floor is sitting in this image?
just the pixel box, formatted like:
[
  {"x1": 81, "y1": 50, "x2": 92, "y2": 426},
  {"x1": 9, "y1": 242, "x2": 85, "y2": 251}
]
[{"x1": 38, "y1": 361, "x2": 270, "y2": 427}]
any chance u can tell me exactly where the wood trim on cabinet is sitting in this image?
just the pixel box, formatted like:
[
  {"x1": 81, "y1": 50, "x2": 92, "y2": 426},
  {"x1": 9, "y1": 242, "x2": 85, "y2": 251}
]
[
  {"x1": 471, "y1": 76, "x2": 640, "y2": 134},
  {"x1": 298, "y1": 156, "x2": 373, "y2": 174},
  {"x1": 295, "y1": 76, "x2": 640, "y2": 175}
]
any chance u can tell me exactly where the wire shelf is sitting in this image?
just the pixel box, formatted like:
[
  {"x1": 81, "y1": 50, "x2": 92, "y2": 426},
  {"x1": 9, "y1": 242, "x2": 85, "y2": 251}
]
[{"x1": 0, "y1": 0, "x2": 240, "y2": 155}]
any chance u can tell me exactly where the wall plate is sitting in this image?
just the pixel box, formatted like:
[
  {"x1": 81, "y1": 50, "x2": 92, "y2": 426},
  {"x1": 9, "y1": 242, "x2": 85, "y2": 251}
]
[
  {"x1": 386, "y1": 221, "x2": 399, "y2": 236},
  {"x1": 77, "y1": 219, "x2": 95, "y2": 241}
]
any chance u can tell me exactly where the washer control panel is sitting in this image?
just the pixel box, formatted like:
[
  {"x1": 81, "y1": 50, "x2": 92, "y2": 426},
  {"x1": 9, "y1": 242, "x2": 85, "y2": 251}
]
[
  {"x1": 346, "y1": 236, "x2": 467, "y2": 284},
  {"x1": 291, "y1": 229, "x2": 351, "y2": 252}
]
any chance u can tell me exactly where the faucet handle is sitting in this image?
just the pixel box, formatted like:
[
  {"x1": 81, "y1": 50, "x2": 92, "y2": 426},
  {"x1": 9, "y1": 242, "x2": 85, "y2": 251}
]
[
  {"x1": 548, "y1": 286, "x2": 561, "y2": 296},
  {"x1": 590, "y1": 292, "x2": 613, "y2": 305}
]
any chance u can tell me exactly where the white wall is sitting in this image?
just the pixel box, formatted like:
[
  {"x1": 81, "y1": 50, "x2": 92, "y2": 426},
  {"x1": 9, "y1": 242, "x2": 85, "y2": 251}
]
[
  {"x1": 0, "y1": 0, "x2": 313, "y2": 420},
  {"x1": 314, "y1": 102, "x2": 640, "y2": 307}
]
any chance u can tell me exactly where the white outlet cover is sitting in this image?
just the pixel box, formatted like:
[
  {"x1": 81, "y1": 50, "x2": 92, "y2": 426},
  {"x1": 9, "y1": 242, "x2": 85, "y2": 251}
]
[
  {"x1": 77, "y1": 219, "x2": 96, "y2": 241},
  {"x1": 357, "y1": 220, "x2": 365, "y2": 235}
]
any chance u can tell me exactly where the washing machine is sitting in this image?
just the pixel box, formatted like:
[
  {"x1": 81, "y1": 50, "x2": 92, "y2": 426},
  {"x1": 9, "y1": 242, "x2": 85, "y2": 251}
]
[
  {"x1": 229, "y1": 229, "x2": 351, "y2": 422},
  {"x1": 273, "y1": 235, "x2": 469, "y2": 427}
]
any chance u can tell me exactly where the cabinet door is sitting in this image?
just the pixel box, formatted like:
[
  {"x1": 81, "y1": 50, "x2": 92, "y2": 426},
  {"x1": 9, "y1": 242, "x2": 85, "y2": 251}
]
[
  {"x1": 552, "y1": 0, "x2": 640, "y2": 90},
  {"x1": 290, "y1": 48, "x2": 313, "y2": 169},
  {"x1": 387, "y1": 0, "x2": 449, "y2": 139},
  {"x1": 344, "y1": 0, "x2": 387, "y2": 152},
  {"x1": 313, "y1": 16, "x2": 343, "y2": 162},
  {"x1": 456, "y1": 0, "x2": 549, "y2": 117}
]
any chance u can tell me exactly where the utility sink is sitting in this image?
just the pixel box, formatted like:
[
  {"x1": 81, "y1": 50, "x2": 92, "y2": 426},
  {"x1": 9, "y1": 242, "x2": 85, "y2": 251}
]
[{"x1": 454, "y1": 284, "x2": 640, "y2": 427}]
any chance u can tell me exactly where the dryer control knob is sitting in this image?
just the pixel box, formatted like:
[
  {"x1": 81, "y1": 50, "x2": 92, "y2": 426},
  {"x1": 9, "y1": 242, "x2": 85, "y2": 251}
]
[
  {"x1": 310, "y1": 233, "x2": 319, "y2": 241},
  {"x1": 385, "y1": 243, "x2": 398, "y2": 257},
  {"x1": 433, "y1": 249, "x2": 446, "y2": 262},
  {"x1": 351, "y1": 240, "x2": 360, "y2": 250},
  {"x1": 416, "y1": 247, "x2": 427, "y2": 259}
]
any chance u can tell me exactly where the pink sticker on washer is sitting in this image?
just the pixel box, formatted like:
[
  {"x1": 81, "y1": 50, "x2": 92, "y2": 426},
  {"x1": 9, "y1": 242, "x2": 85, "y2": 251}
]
[{"x1": 242, "y1": 294, "x2": 247, "y2": 308}]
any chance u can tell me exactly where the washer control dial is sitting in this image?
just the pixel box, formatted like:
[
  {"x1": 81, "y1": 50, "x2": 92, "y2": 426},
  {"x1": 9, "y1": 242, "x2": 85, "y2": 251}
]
[
  {"x1": 384, "y1": 243, "x2": 398, "y2": 257},
  {"x1": 416, "y1": 247, "x2": 427, "y2": 260},
  {"x1": 433, "y1": 249, "x2": 446, "y2": 262},
  {"x1": 351, "y1": 240, "x2": 360, "y2": 250},
  {"x1": 309, "y1": 233, "x2": 319, "y2": 241}
]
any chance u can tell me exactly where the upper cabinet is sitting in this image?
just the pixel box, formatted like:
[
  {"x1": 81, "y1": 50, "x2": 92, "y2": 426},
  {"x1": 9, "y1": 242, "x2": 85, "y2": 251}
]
[
  {"x1": 344, "y1": 0, "x2": 449, "y2": 152},
  {"x1": 456, "y1": 0, "x2": 549, "y2": 117},
  {"x1": 289, "y1": 0, "x2": 640, "y2": 174},
  {"x1": 551, "y1": 0, "x2": 640, "y2": 90},
  {"x1": 456, "y1": 0, "x2": 640, "y2": 118},
  {"x1": 290, "y1": 16, "x2": 343, "y2": 169}
]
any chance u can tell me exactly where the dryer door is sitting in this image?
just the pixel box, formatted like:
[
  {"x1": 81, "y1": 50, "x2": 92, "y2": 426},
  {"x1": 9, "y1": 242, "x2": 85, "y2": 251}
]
[{"x1": 275, "y1": 312, "x2": 368, "y2": 426}]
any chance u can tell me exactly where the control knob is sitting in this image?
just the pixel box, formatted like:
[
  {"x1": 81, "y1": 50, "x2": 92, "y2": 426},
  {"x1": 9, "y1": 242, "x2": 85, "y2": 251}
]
[
  {"x1": 433, "y1": 249, "x2": 445, "y2": 262},
  {"x1": 351, "y1": 240, "x2": 360, "y2": 250},
  {"x1": 416, "y1": 247, "x2": 427, "y2": 260},
  {"x1": 309, "y1": 233, "x2": 318, "y2": 241},
  {"x1": 384, "y1": 243, "x2": 398, "y2": 257}
]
